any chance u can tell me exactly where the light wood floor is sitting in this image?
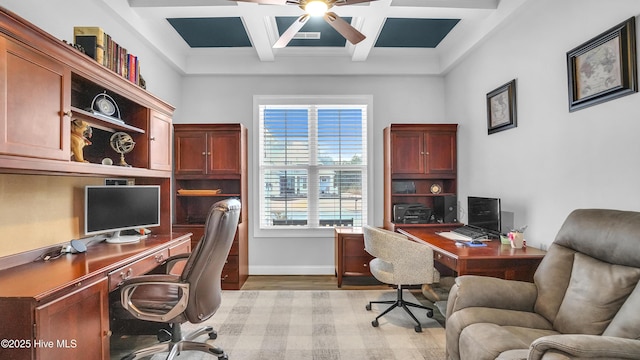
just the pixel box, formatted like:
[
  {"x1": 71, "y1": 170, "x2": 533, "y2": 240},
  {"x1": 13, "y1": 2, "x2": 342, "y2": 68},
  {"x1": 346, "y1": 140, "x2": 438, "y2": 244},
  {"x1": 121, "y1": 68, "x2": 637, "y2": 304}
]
[{"x1": 240, "y1": 274, "x2": 389, "y2": 290}]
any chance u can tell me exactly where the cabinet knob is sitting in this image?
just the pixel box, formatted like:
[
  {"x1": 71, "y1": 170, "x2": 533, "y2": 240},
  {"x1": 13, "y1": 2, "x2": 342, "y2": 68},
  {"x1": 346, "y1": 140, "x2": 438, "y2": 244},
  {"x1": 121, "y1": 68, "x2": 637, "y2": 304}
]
[
  {"x1": 104, "y1": 330, "x2": 112, "y2": 337},
  {"x1": 62, "y1": 110, "x2": 73, "y2": 118},
  {"x1": 149, "y1": 136, "x2": 156, "y2": 141},
  {"x1": 207, "y1": 152, "x2": 211, "y2": 156},
  {"x1": 202, "y1": 152, "x2": 206, "y2": 156}
]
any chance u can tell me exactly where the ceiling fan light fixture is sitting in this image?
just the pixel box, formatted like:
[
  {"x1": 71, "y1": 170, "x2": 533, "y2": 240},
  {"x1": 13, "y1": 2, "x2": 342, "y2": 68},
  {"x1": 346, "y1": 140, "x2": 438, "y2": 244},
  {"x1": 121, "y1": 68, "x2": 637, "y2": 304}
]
[{"x1": 305, "y1": 1, "x2": 328, "y2": 17}]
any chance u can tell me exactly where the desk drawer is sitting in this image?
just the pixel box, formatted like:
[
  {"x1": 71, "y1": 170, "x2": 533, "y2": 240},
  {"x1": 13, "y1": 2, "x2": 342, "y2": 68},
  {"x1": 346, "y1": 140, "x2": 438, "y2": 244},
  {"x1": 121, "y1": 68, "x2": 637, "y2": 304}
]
[
  {"x1": 109, "y1": 248, "x2": 170, "y2": 291},
  {"x1": 343, "y1": 235, "x2": 368, "y2": 257},
  {"x1": 221, "y1": 255, "x2": 239, "y2": 284},
  {"x1": 344, "y1": 256, "x2": 373, "y2": 274},
  {"x1": 434, "y1": 251, "x2": 457, "y2": 270}
]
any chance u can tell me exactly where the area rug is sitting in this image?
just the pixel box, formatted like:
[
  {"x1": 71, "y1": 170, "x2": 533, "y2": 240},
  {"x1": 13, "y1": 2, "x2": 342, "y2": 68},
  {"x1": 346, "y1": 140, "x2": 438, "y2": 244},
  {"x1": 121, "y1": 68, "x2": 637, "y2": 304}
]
[{"x1": 147, "y1": 290, "x2": 446, "y2": 360}]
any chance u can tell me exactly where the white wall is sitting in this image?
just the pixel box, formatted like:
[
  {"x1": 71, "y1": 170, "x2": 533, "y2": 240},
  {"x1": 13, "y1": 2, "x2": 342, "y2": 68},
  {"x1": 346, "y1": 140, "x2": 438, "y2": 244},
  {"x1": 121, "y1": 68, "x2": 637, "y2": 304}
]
[
  {"x1": 0, "y1": 0, "x2": 183, "y2": 109},
  {"x1": 178, "y1": 75, "x2": 446, "y2": 274},
  {"x1": 445, "y1": 0, "x2": 640, "y2": 250}
]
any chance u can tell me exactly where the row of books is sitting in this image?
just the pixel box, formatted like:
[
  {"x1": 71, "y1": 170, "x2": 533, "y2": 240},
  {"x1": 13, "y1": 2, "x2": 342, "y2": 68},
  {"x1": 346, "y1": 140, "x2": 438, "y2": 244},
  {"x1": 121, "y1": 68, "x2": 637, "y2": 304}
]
[{"x1": 73, "y1": 26, "x2": 141, "y2": 85}]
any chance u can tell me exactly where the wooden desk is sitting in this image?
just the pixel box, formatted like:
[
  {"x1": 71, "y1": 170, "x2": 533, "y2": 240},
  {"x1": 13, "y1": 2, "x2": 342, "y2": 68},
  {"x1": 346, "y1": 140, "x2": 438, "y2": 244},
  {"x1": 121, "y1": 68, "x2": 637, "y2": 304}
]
[
  {"x1": 396, "y1": 228, "x2": 546, "y2": 282},
  {"x1": 334, "y1": 227, "x2": 374, "y2": 287},
  {"x1": 0, "y1": 233, "x2": 191, "y2": 360}
]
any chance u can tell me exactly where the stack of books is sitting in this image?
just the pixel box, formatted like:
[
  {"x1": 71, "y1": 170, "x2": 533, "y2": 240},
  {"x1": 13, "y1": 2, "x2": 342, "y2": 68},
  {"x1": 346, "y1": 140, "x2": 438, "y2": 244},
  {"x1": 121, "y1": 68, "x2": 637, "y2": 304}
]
[{"x1": 73, "y1": 26, "x2": 141, "y2": 85}]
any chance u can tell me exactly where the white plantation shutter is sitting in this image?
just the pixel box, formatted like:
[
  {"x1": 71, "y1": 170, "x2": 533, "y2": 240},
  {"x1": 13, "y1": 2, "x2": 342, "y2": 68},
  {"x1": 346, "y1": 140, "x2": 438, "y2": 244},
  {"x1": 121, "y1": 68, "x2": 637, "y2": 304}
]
[{"x1": 259, "y1": 104, "x2": 367, "y2": 229}]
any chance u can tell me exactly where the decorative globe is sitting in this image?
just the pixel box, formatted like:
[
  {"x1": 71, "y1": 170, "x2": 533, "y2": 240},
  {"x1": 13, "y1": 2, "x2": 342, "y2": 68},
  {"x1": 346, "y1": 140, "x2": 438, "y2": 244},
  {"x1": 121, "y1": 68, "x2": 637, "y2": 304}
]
[{"x1": 110, "y1": 132, "x2": 135, "y2": 166}]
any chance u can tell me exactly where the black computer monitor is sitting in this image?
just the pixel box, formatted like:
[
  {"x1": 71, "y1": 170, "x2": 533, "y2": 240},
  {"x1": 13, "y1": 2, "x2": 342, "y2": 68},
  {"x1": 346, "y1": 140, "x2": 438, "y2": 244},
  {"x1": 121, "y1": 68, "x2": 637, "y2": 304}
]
[
  {"x1": 85, "y1": 185, "x2": 160, "y2": 243},
  {"x1": 467, "y1": 196, "x2": 501, "y2": 236}
]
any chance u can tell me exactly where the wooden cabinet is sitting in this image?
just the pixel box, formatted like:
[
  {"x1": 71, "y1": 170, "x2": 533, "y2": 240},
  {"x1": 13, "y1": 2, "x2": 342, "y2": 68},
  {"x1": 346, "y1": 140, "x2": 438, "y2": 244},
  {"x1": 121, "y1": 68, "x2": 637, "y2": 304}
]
[
  {"x1": 0, "y1": 8, "x2": 175, "y2": 182},
  {"x1": 384, "y1": 124, "x2": 460, "y2": 231},
  {"x1": 334, "y1": 228, "x2": 375, "y2": 287},
  {"x1": 35, "y1": 278, "x2": 110, "y2": 360},
  {"x1": 0, "y1": 36, "x2": 70, "y2": 161},
  {"x1": 148, "y1": 110, "x2": 172, "y2": 171},
  {"x1": 173, "y1": 124, "x2": 248, "y2": 290},
  {"x1": 174, "y1": 129, "x2": 240, "y2": 175}
]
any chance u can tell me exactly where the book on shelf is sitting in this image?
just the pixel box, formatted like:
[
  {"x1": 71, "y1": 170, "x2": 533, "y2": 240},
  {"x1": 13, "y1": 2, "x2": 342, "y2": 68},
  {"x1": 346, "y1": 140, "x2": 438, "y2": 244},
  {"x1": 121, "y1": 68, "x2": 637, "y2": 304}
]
[
  {"x1": 73, "y1": 26, "x2": 140, "y2": 85},
  {"x1": 73, "y1": 26, "x2": 105, "y2": 66}
]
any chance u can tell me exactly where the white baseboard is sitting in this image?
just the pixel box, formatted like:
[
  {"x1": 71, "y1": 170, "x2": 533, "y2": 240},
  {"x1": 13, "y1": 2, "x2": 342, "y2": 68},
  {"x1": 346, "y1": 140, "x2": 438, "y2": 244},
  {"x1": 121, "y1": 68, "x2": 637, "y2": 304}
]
[{"x1": 249, "y1": 265, "x2": 335, "y2": 275}]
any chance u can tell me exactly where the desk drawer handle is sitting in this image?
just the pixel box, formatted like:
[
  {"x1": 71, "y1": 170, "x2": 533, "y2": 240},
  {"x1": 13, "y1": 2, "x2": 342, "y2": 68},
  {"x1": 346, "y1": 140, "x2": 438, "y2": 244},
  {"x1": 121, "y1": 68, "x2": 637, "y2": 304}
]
[
  {"x1": 436, "y1": 253, "x2": 443, "y2": 259},
  {"x1": 221, "y1": 275, "x2": 229, "y2": 281},
  {"x1": 121, "y1": 268, "x2": 133, "y2": 280},
  {"x1": 363, "y1": 263, "x2": 368, "y2": 267}
]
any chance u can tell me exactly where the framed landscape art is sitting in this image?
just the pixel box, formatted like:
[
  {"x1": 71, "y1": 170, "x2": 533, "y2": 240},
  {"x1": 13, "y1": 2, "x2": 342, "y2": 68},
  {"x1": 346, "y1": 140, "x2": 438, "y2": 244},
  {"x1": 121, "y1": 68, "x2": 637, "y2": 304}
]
[
  {"x1": 567, "y1": 17, "x2": 637, "y2": 112},
  {"x1": 486, "y1": 79, "x2": 517, "y2": 134}
]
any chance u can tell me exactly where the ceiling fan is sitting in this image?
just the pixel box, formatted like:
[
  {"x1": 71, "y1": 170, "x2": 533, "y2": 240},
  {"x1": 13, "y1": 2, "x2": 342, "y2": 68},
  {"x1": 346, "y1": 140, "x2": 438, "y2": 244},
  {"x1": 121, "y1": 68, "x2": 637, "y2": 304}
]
[{"x1": 232, "y1": 0, "x2": 376, "y2": 48}]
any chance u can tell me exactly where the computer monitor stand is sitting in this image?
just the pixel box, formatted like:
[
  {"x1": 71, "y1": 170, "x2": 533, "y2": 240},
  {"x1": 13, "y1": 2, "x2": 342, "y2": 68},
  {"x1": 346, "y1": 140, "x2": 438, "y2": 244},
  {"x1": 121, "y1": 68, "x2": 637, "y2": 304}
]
[{"x1": 105, "y1": 230, "x2": 141, "y2": 244}]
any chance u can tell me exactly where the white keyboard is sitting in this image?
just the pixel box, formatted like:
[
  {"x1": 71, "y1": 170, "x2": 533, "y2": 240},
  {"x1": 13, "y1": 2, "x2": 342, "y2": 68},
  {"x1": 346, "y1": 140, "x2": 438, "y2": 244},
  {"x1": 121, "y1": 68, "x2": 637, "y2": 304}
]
[{"x1": 437, "y1": 231, "x2": 473, "y2": 241}]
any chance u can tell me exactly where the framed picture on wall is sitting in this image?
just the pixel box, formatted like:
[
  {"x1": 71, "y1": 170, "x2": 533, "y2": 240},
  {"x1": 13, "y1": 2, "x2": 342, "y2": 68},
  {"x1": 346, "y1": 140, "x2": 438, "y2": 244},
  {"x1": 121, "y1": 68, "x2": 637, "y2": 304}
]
[
  {"x1": 486, "y1": 79, "x2": 517, "y2": 134},
  {"x1": 567, "y1": 17, "x2": 637, "y2": 112}
]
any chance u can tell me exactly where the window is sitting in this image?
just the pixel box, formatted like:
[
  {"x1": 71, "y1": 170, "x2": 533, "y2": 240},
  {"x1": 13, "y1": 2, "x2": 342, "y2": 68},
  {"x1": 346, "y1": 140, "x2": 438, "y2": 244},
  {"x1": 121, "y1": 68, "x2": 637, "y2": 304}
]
[{"x1": 258, "y1": 101, "x2": 368, "y2": 230}]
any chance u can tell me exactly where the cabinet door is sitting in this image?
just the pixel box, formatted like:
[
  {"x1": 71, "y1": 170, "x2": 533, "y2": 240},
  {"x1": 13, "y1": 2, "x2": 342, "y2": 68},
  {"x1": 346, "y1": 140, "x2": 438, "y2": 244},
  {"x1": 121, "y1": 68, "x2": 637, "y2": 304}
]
[
  {"x1": 0, "y1": 37, "x2": 70, "y2": 160},
  {"x1": 149, "y1": 110, "x2": 172, "y2": 171},
  {"x1": 207, "y1": 130, "x2": 240, "y2": 174},
  {"x1": 174, "y1": 131, "x2": 207, "y2": 175},
  {"x1": 35, "y1": 278, "x2": 109, "y2": 360},
  {"x1": 425, "y1": 131, "x2": 456, "y2": 174},
  {"x1": 391, "y1": 131, "x2": 425, "y2": 174}
]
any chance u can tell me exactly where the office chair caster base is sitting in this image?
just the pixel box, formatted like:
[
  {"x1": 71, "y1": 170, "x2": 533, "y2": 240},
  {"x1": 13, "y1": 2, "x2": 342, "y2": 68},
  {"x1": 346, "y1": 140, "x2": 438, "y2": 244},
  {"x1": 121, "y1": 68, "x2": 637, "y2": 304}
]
[
  {"x1": 414, "y1": 325, "x2": 422, "y2": 333},
  {"x1": 371, "y1": 319, "x2": 379, "y2": 327},
  {"x1": 427, "y1": 309, "x2": 434, "y2": 318},
  {"x1": 366, "y1": 304, "x2": 372, "y2": 311}
]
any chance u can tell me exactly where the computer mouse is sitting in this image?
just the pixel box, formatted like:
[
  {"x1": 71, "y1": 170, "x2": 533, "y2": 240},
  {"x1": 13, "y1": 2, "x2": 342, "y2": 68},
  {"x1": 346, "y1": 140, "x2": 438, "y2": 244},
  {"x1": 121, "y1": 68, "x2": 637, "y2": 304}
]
[{"x1": 471, "y1": 240, "x2": 483, "y2": 245}]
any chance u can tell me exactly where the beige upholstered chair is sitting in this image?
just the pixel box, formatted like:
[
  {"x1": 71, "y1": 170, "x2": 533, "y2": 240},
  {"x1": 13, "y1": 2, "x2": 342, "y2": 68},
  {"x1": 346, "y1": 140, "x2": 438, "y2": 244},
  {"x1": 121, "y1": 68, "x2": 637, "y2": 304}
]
[
  {"x1": 446, "y1": 209, "x2": 640, "y2": 360},
  {"x1": 113, "y1": 199, "x2": 240, "y2": 360},
  {"x1": 363, "y1": 225, "x2": 439, "y2": 332}
]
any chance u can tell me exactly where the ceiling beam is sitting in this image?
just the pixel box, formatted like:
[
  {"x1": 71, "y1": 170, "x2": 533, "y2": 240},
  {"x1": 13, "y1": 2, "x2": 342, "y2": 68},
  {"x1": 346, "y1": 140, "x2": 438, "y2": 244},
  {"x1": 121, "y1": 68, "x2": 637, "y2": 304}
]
[
  {"x1": 236, "y1": 2, "x2": 275, "y2": 61},
  {"x1": 350, "y1": 0, "x2": 390, "y2": 61},
  {"x1": 390, "y1": 0, "x2": 498, "y2": 9}
]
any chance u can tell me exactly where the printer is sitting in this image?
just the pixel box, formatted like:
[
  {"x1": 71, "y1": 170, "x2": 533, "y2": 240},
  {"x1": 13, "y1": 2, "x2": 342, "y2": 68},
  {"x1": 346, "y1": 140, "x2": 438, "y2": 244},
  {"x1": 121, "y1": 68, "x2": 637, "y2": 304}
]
[{"x1": 393, "y1": 203, "x2": 432, "y2": 224}]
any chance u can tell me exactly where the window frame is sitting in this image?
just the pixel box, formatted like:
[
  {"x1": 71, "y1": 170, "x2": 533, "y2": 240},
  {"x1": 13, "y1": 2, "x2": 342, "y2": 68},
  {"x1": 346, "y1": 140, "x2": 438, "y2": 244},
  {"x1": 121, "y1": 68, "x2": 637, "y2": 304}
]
[{"x1": 253, "y1": 95, "x2": 373, "y2": 238}]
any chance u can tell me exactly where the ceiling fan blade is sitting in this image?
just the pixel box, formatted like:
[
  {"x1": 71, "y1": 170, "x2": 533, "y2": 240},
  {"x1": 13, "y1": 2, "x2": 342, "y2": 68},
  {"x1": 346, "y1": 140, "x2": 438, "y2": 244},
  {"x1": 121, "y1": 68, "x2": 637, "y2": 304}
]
[
  {"x1": 334, "y1": 0, "x2": 377, "y2": 5},
  {"x1": 231, "y1": 0, "x2": 293, "y2": 5},
  {"x1": 273, "y1": 14, "x2": 310, "y2": 48},
  {"x1": 323, "y1": 12, "x2": 365, "y2": 45}
]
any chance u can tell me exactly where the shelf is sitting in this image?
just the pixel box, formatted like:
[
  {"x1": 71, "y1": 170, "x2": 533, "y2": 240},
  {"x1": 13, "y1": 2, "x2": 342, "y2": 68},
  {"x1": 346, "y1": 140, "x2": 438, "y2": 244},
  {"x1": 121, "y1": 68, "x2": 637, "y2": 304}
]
[
  {"x1": 71, "y1": 106, "x2": 145, "y2": 134},
  {"x1": 176, "y1": 193, "x2": 240, "y2": 197},
  {"x1": 392, "y1": 193, "x2": 455, "y2": 197}
]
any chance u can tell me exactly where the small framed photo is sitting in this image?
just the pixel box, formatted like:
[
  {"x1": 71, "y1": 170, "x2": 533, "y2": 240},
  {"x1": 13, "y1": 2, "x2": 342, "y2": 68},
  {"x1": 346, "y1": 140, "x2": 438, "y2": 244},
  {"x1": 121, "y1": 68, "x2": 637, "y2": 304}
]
[
  {"x1": 486, "y1": 79, "x2": 517, "y2": 134},
  {"x1": 567, "y1": 17, "x2": 637, "y2": 112}
]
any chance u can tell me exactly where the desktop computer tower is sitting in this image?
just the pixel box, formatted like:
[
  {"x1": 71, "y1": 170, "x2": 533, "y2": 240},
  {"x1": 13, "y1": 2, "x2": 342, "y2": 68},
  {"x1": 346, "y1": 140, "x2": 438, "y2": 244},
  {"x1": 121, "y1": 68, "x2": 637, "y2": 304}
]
[{"x1": 433, "y1": 195, "x2": 458, "y2": 223}]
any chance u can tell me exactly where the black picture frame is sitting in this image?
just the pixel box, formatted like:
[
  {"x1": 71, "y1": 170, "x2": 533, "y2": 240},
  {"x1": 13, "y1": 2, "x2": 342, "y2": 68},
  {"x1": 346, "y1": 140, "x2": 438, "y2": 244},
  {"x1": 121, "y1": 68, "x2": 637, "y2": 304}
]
[
  {"x1": 486, "y1": 79, "x2": 517, "y2": 134},
  {"x1": 567, "y1": 17, "x2": 637, "y2": 112}
]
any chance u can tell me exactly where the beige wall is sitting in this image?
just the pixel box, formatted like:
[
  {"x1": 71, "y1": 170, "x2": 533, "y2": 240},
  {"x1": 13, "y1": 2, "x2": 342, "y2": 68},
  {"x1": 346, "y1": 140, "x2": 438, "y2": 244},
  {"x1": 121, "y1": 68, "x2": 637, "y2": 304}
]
[{"x1": 0, "y1": 174, "x2": 103, "y2": 257}]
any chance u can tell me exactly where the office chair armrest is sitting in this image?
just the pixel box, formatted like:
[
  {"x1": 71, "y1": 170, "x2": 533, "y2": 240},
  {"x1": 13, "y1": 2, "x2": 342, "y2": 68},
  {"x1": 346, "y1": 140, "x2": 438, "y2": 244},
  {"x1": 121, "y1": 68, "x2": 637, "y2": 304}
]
[
  {"x1": 530, "y1": 335, "x2": 640, "y2": 360},
  {"x1": 120, "y1": 274, "x2": 190, "y2": 322},
  {"x1": 448, "y1": 275, "x2": 537, "y2": 315}
]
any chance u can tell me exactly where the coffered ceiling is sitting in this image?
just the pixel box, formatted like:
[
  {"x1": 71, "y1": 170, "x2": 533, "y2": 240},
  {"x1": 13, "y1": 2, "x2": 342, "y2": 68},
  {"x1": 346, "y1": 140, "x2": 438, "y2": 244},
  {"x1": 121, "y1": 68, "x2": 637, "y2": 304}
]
[{"x1": 101, "y1": 0, "x2": 530, "y2": 75}]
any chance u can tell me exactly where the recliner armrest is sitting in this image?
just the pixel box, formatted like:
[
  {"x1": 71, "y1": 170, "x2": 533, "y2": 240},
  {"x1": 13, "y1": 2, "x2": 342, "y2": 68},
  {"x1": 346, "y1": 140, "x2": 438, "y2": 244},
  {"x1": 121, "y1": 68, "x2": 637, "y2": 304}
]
[
  {"x1": 447, "y1": 275, "x2": 538, "y2": 318},
  {"x1": 530, "y1": 335, "x2": 640, "y2": 360}
]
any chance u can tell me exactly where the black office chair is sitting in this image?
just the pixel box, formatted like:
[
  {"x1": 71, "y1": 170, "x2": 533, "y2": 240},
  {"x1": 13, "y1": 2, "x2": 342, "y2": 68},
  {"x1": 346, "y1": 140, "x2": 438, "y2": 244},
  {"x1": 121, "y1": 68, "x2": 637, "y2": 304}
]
[{"x1": 112, "y1": 198, "x2": 240, "y2": 360}]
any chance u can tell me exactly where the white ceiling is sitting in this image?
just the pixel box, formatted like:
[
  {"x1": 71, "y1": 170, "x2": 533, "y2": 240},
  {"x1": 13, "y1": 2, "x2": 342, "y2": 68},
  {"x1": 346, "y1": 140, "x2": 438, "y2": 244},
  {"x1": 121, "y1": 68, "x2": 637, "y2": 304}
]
[{"x1": 101, "y1": 0, "x2": 530, "y2": 75}]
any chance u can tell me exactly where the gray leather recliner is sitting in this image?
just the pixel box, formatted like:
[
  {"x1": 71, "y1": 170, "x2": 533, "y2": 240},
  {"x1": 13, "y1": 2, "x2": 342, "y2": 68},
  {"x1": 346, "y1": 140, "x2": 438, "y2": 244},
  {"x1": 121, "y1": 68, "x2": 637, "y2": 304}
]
[{"x1": 445, "y1": 209, "x2": 640, "y2": 360}]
